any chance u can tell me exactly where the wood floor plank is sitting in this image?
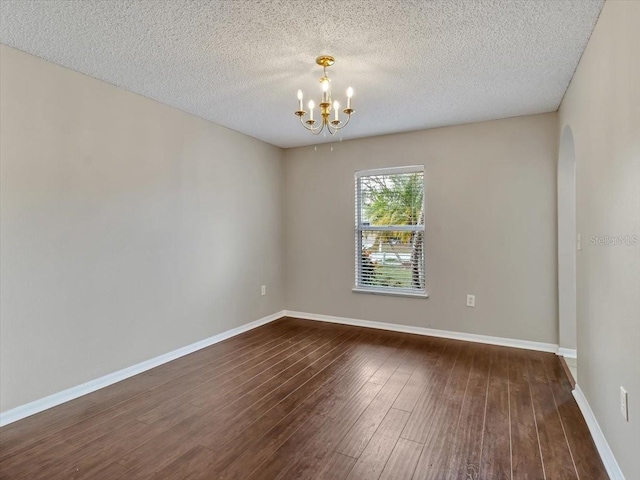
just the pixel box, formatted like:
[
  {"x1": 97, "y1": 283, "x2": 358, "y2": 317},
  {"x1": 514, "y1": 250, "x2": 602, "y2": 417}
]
[
  {"x1": 189, "y1": 327, "x2": 329, "y2": 407},
  {"x1": 23, "y1": 420, "x2": 152, "y2": 480},
  {"x1": 368, "y1": 353, "x2": 406, "y2": 385},
  {"x1": 153, "y1": 445, "x2": 214, "y2": 480},
  {"x1": 238, "y1": 337, "x2": 406, "y2": 480},
  {"x1": 139, "y1": 319, "x2": 303, "y2": 384},
  {"x1": 313, "y1": 452, "x2": 357, "y2": 480},
  {"x1": 509, "y1": 351, "x2": 546, "y2": 480},
  {"x1": 0, "y1": 435, "x2": 78, "y2": 479},
  {"x1": 445, "y1": 345, "x2": 491, "y2": 480},
  {"x1": 264, "y1": 343, "x2": 418, "y2": 480},
  {"x1": 204, "y1": 333, "x2": 393, "y2": 475},
  {"x1": 392, "y1": 342, "x2": 445, "y2": 413},
  {"x1": 70, "y1": 461, "x2": 130, "y2": 480},
  {"x1": 116, "y1": 424, "x2": 199, "y2": 478},
  {"x1": 219, "y1": 366, "x2": 385, "y2": 479},
  {"x1": 344, "y1": 408, "x2": 410, "y2": 480},
  {"x1": 192, "y1": 331, "x2": 368, "y2": 452},
  {"x1": 399, "y1": 342, "x2": 463, "y2": 443},
  {"x1": 255, "y1": 381, "x2": 386, "y2": 480},
  {"x1": 62, "y1": 375, "x2": 205, "y2": 446},
  {"x1": 336, "y1": 372, "x2": 411, "y2": 458},
  {"x1": 0, "y1": 319, "x2": 607, "y2": 480},
  {"x1": 270, "y1": 339, "x2": 427, "y2": 480},
  {"x1": 541, "y1": 355, "x2": 609, "y2": 479},
  {"x1": 0, "y1": 379, "x2": 150, "y2": 464},
  {"x1": 59, "y1": 420, "x2": 155, "y2": 480},
  {"x1": 5, "y1": 417, "x2": 156, "y2": 479},
  {"x1": 378, "y1": 438, "x2": 423, "y2": 480},
  {"x1": 155, "y1": 323, "x2": 311, "y2": 394},
  {"x1": 527, "y1": 355, "x2": 579, "y2": 480},
  {"x1": 478, "y1": 348, "x2": 511, "y2": 480},
  {"x1": 410, "y1": 345, "x2": 478, "y2": 480},
  {"x1": 125, "y1": 326, "x2": 328, "y2": 431},
  {"x1": 189, "y1": 328, "x2": 342, "y2": 410}
]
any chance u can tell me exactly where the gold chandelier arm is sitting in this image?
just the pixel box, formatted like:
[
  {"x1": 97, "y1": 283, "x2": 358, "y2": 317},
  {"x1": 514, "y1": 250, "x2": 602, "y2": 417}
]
[
  {"x1": 327, "y1": 113, "x2": 352, "y2": 134},
  {"x1": 299, "y1": 115, "x2": 325, "y2": 135},
  {"x1": 337, "y1": 113, "x2": 352, "y2": 129}
]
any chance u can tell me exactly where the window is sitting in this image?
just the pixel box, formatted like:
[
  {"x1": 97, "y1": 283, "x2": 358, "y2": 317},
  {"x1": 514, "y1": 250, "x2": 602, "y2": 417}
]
[{"x1": 354, "y1": 166, "x2": 426, "y2": 296}]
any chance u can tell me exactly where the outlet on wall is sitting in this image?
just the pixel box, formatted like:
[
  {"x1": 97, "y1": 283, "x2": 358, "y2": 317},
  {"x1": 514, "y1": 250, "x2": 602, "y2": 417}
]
[
  {"x1": 261, "y1": 285, "x2": 266, "y2": 296},
  {"x1": 466, "y1": 294, "x2": 475, "y2": 307},
  {"x1": 620, "y1": 386, "x2": 628, "y2": 421}
]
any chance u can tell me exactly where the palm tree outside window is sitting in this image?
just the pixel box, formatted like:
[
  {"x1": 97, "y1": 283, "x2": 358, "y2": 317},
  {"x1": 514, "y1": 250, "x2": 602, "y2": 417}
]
[{"x1": 354, "y1": 166, "x2": 425, "y2": 295}]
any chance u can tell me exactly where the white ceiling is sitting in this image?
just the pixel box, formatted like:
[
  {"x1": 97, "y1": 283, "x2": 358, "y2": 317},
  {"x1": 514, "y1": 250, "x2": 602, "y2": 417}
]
[{"x1": 0, "y1": 0, "x2": 603, "y2": 148}]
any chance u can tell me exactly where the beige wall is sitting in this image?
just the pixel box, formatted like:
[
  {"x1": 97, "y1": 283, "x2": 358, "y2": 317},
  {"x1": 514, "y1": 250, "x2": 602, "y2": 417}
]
[
  {"x1": 559, "y1": 1, "x2": 640, "y2": 477},
  {"x1": 284, "y1": 113, "x2": 558, "y2": 345},
  {"x1": 0, "y1": 45, "x2": 285, "y2": 412}
]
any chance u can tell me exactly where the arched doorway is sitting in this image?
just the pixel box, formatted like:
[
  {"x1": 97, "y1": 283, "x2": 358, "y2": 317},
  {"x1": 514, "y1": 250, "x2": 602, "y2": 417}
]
[{"x1": 558, "y1": 125, "x2": 577, "y2": 378}]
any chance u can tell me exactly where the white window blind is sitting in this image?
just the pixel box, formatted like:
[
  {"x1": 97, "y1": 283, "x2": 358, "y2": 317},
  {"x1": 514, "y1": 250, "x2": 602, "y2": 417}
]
[{"x1": 355, "y1": 166, "x2": 425, "y2": 294}]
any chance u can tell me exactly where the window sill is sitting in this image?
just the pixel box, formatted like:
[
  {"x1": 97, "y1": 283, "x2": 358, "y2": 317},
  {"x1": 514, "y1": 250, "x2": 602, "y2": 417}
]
[{"x1": 351, "y1": 288, "x2": 429, "y2": 299}]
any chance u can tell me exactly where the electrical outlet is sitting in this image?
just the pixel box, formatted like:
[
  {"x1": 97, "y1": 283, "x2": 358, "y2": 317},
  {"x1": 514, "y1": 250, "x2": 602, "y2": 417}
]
[
  {"x1": 466, "y1": 294, "x2": 475, "y2": 307},
  {"x1": 620, "y1": 387, "x2": 628, "y2": 421},
  {"x1": 261, "y1": 285, "x2": 266, "y2": 296}
]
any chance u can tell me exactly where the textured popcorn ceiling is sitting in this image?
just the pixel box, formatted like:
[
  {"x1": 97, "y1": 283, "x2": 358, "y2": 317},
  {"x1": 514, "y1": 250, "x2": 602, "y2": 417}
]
[{"x1": 0, "y1": 0, "x2": 603, "y2": 148}]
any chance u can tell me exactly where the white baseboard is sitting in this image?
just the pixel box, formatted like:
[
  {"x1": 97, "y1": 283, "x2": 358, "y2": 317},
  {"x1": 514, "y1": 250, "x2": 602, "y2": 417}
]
[
  {"x1": 573, "y1": 384, "x2": 625, "y2": 480},
  {"x1": 283, "y1": 310, "x2": 559, "y2": 354},
  {"x1": 558, "y1": 347, "x2": 578, "y2": 359},
  {"x1": 0, "y1": 310, "x2": 285, "y2": 427},
  {"x1": 0, "y1": 309, "x2": 562, "y2": 428}
]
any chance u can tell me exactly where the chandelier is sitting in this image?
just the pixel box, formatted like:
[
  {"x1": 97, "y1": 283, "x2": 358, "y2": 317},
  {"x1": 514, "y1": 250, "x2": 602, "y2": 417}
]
[{"x1": 295, "y1": 55, "x2": 354, "y2": 135}]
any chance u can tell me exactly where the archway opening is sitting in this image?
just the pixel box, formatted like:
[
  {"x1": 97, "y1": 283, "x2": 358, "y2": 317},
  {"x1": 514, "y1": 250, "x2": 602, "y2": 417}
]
[{"x1": 558, "y1": 125, "x2": 577, "y2": 379}]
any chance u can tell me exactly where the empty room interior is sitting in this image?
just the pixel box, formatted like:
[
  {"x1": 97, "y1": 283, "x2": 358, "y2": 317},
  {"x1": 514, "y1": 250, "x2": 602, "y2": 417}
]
[{"x1": 0, "y1": 0, "x2": 638, "y2": 479}]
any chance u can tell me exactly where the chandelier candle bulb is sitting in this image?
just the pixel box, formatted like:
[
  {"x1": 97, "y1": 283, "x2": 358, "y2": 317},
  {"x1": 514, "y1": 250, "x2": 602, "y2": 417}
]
[
  {"x1": 321, "y1": 80, "x2": 329, "y2": 103},
  {"x1": 347, "y1": 87, "x2": 353, "y2": 109},
  {"x1": 334, "y1": 101, "x2": 339, "y2": 121},
  {"x1": 308, "y1": 100, "x2": 314, "y2": 121},
  {"x1": 297, "y1": 89, "x2": 303, "y2": 111}
]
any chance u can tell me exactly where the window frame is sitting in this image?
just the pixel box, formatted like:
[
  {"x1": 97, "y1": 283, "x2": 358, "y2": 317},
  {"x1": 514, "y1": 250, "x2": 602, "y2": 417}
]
[{"x1": 353, "y1": 165, "x2": 428, "y2": 298}]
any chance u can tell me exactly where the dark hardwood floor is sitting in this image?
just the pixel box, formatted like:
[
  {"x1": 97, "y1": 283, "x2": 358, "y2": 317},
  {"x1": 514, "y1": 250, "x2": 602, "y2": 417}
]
[{"x1": 0, "y1": 317, "x2": 608, "y2": 479}]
